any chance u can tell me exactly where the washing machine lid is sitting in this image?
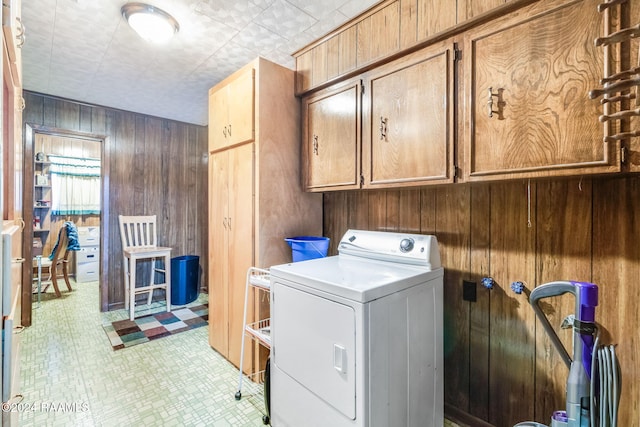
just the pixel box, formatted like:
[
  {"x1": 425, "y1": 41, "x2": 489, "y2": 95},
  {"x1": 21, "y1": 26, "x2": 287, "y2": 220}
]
[{"x1": 270, "y1": 255, "x2": 443, "y2": 303}]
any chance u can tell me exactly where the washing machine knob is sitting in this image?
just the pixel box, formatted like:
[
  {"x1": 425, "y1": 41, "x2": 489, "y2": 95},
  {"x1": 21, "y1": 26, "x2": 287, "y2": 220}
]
[{"x1": 399, "y1": 238, "x2": 414, "y2": 253}]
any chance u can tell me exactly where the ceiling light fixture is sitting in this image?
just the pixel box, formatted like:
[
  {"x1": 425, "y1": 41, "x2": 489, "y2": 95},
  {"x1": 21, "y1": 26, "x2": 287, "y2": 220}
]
[{"x1": 121, "y1": 3, "x2": 179, "y2": 44}]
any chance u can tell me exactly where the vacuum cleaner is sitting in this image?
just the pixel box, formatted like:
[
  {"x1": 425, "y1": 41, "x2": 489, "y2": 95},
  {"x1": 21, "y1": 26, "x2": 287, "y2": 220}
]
[{"x1": 513, "y1": 281, "x2": 621, "y2": 427}]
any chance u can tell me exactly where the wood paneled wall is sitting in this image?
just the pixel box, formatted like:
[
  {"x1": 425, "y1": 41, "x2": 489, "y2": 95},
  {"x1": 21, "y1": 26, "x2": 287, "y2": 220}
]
[
  {"x1": 22, "y1": 92, "x2": 208, "y2": 323},
  {"x1": 323, "y1": 177, "x2": 639, "y2": 426}
]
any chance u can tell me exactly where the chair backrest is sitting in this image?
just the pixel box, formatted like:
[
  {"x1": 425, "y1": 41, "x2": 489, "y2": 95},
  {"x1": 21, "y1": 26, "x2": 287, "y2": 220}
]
[
  {"x1": 51, "y1": 225, "x2": 70, "y2": 262},
  {"x1": 118, "y1": 215, "x2": 159, "y2": 250}
]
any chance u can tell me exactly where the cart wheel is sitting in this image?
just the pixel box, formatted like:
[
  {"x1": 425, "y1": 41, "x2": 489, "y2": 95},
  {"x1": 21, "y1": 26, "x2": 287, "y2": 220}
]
[
  {"x1": 262, "y1": 415, "x2": 270, "y2": 425},
  {"x1": 234, "y1": 391, "x2": 241, "y2": 401}
]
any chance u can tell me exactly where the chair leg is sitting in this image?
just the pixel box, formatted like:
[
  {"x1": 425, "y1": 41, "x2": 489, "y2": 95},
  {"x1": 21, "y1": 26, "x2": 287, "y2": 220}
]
[
  {"x1": 123, "y1": 256, "x2": 130, "y2": 311},
  {"x1": 147, "y1": 258, "x2": 155, "y2": 306},
  {"x1": 129, "y1": 257, "x2": 137, "y2": 321},
  {"x1": 165, "y1": 253, "x2": 171, "y2": 313},
  {"x1": 50, "y1": 263, "x2": 62, "y2": 298},
  {"x1": 62, "y1": 260, "x2": 72, "y2": 292}
]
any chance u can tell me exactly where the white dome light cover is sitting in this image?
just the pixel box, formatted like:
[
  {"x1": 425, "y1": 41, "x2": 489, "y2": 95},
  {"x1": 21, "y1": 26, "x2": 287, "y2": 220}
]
[{"x1": 121, "y1": 3, "x2": 179, "y2": 43}]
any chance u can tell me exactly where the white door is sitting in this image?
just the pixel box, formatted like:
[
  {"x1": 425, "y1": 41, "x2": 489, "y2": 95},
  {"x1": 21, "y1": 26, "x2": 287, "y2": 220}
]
[{"x1": 273, "y1": 282, "x2": 356, "y2": 419}]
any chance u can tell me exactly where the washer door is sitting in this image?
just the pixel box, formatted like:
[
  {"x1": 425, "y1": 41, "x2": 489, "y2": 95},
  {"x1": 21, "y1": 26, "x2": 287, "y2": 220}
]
[{"x1": 273, "y1": 283, "x2": 356, "y2": 419}]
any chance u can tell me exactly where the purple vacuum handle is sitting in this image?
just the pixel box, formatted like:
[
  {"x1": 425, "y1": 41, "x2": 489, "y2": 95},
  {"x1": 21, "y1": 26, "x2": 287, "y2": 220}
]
[{"x1": 572, "y1": 281, "x2": 598, "y2": 379}]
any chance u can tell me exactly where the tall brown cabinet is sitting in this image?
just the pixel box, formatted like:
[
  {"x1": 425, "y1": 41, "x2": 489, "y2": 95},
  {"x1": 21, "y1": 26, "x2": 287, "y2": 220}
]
[{"x1": 207, "y1": 57, "x2": 322, "y2": 371}]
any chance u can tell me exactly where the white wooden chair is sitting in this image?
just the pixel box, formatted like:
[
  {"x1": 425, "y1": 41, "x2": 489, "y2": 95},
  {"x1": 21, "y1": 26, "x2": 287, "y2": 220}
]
[{"x1": 118, "y1": 215, "x2": 172, "y2": 321}]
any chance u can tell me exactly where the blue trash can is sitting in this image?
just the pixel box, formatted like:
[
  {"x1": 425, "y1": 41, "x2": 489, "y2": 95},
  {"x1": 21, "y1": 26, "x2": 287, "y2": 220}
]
[
  {"x1": 171, "y1": 255, "x2": 199, "y2": 305},
  {"x1": 285, "y1": 236, "x2": 330, "y2": 262}
]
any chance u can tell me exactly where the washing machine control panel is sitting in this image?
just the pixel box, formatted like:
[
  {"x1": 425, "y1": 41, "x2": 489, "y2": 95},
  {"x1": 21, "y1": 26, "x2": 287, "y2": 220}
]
[{"x1": 338, "y1": 229, "x2": 440, "y2": 268}]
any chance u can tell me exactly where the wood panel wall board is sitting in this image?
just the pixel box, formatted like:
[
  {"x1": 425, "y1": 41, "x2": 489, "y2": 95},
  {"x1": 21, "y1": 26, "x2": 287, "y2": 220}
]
[
  {"x1": 323, "y1": 192, "x2": 347, "y2": 256},
  {"x1": 167, "y1": 122, "x2": 187, "y2": 259},
  {"x1": 339, "y1": 26, "x2": 358, "y2": 76},
  {"x1": 357, "y1": 1, "x2": 401, "y2": 67},
  {"x1": 487, "y1": 182, "x2": 536, "y2": 426},
  {"x1": 398, "y1": 189, "x2": 421, "y2": 233},
  {"x1": 312, "y1": 43, "x2": 328, "y2": 88},
  {"x1": 399, "y1": 0, "x2": 418, "y2": 50},
  {"x1": 457, "y1": 0, "x2": 506, "y2": 21},
  {"x1": 385, "y1": 191, "x2": 400, "y2": 230},
  {"x1": 327, "y1": 35, "x2": 340, "y2": 81},
  {"x1": 436, "y1": 185, "x2": 471, "y2": 412},
  {"x1": 534, "y1": 179, "x2": 593, "y2": 423},
  {"x1": 468, "y1": 184, "x2": 491, "y2": 420},
  {"x1": 295, "y1": 50, "x2": 312, "y2": 94},
  {"x1": 417, "y1": 0, "x2": 457, "y2": 40},
  {"x1": 348, "y1": 191, "x2": 370, "y2": 232},
  {"x1": 419, "y1": 187, "x2": 437, "y2": 234},
  {"x1": 592, "y1": 177, "x2": 640, "y2": 427},
  {"x1": 367, "y1": 191, "x2": 388, "y2": 229}
]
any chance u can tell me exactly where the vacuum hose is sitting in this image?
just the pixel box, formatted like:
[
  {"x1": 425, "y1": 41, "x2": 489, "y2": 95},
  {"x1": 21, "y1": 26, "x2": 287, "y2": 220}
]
[{"x1": 590, "y1": 329, "x2": 621, "y2": 427}]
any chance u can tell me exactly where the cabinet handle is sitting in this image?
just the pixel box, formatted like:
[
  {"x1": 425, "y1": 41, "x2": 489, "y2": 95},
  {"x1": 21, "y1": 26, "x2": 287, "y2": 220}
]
[
  {"x1": 312, "y1": 135, "x2": 319, "y2": 155},
  {"x1": 228, "y1": 124, "x2": 231, "y2": 137},
  {"x1": 222, "y1": 217, "x2": 227, "y2": 229},
  {"x1": 223, "y1": 126, "x2": 227, "y2": 138},
  {"x1": 487, "y1": 87, "x2": 506, "y2": 119},
  {"x1": 12, "y1": 258, "x2": 25, "y2": 264},
  {"x1": 227, "y1": 217, "x2": 231, "y2": 230},
  {"x1": 16, "y1": 17, "x2": 25, "y2": 48},
  {"x1": 379, "y1": 117, "x2": 388, "y2": 141}
]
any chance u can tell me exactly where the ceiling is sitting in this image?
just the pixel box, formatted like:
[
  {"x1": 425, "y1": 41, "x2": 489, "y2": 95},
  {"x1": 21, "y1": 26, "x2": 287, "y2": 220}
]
[{"x1": 21, "y1": 0, "x2": 379, "y2": 126}]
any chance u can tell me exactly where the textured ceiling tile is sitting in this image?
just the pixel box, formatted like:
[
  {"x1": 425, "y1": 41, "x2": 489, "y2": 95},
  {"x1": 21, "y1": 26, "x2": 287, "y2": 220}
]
[
  {"x1": 231, "y1": 22, "x2": 288, "y2": 53},
  {"x1": 254, "y1": 0, "x2": 317, "y2": 39},
  {"x1": 287, "y1": 0, "x2": 350, "y2": 20},
  {"x1": 193, "y1": 0, "x2": 263, "y2": 31}
]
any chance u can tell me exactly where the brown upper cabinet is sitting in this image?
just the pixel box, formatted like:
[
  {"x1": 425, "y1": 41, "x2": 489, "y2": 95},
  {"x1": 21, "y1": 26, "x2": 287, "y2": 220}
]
[
  {"x1": 208, "y1": 68, "x2": 255, "y2": 152},
  {"x1": 302, "y1": 40, "x2": 456, "y2": 192},
  {"x1": 302, "y1": 78, "x2": 362, "y2": 192},
  {"x1": 362, "y1": 41, "x2": 456, "y2": 188},
  {"x1": 463, "y1": 0, "x2": 620, "y2": 181}
]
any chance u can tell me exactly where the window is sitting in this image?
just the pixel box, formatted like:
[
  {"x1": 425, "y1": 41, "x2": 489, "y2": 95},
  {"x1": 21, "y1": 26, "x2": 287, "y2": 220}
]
[{"x1": 49, "y1": 155, "x2": 101, "y2": 216}]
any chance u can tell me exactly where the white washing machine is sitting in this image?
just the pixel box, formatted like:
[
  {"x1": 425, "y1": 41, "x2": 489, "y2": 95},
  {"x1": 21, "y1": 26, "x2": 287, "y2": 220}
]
[{"x1": 269, "y1": 229, "x2": 444, "y2": 427}]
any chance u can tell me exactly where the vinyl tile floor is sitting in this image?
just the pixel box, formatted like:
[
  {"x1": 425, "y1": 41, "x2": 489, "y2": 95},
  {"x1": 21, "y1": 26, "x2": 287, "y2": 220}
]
[
  {"x1": 19, "y1": 278, "x2": 462, "y2": 427},
  {"x1": 19, "y1": 279, "x2": 266, "y2": 427}
]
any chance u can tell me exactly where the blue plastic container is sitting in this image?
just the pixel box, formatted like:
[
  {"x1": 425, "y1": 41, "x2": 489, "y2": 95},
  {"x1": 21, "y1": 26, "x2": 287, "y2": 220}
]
[
  {"x1": 171, "y1": 255, "x2": 200, "y2": 305},
  {"x1": 285, "y1": 236, "x2": 330, "y2": 262}
]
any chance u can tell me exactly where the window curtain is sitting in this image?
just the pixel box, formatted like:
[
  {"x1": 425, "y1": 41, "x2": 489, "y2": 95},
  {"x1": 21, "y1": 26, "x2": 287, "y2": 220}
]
[{"x1": 49, "y1": 155, "x2": 101, "y2": 216}]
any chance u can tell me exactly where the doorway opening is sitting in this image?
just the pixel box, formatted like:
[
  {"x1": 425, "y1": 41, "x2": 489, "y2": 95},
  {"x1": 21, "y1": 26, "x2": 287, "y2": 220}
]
[{"x1": 23, "y1": 124, "x2": 109, "y2": 326}]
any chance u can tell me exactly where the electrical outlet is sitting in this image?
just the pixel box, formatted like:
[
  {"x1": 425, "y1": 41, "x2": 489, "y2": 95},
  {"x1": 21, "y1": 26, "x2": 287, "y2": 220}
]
[{"x1": 463, "y1": 280, "x2": 477, "y2": 302}]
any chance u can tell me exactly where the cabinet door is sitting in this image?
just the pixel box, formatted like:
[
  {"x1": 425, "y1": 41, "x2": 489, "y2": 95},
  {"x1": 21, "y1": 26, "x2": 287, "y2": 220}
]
[
  {"x1": 363, "y1": 43, "x2": 455, "y2": 188},
  {"x1": 464, "y1": 0, "x2": 620, "y2": 181},
  {"x1": 208, "y1": 151, "x2": 230, "y2": 355},
  {"x1": 227, "y1": 143, "x2": 254, "y2": 371},
  {"x1": 208, "y1": 68, "x2": 255, "y2": 152},
  {"x1": 227, "y1": 68, "x2": 255, "y2": 147},
  {"x1": 208, "y1": 87, "x2": 229, "y2": 152},
  {"x1": 302, "y1": 80, "x2": 362, "y2": 192}
]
